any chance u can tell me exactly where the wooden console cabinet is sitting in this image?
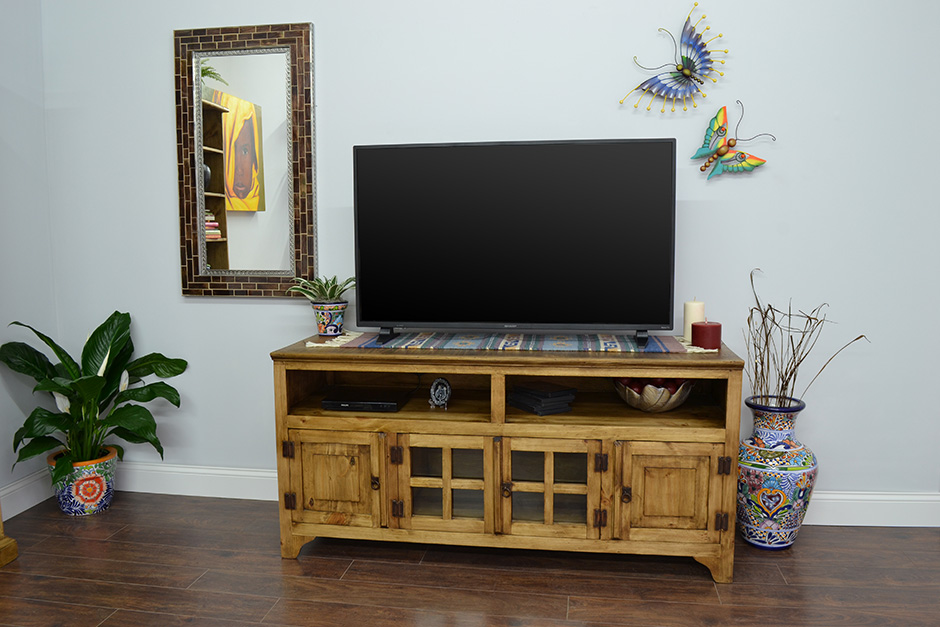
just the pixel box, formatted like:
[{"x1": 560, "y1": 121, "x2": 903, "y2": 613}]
[{"x1": 271, "y1": 337, "x2": 743, "y2": 582}]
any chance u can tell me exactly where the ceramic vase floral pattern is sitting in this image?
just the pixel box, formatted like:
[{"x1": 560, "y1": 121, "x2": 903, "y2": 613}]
[
  {"x1": 312, "y1": 302, "x2": 348, "y2": 336},
  {"x1": 737, "y1": 396, "x2": 818, "y2": 549},
  {"x1": 47, "y1": 446, "x2": 117, "y2": 516}
]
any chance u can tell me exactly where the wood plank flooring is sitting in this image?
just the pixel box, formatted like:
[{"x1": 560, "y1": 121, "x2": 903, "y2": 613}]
[{"x1": 0, "y1": 492, "x2": 937, "y2": 626}]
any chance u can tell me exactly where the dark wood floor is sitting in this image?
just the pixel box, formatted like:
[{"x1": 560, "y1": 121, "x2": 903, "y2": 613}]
[{"x1": 0, "y1": 492, "x2": 937, "y2": 626}]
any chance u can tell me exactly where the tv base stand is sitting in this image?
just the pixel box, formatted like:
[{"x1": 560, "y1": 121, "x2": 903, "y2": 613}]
[{"x1": 271, "y1": 337, "x2": 744, "y2": 582}]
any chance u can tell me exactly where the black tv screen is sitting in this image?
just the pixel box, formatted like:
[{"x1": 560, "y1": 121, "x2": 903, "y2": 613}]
[{"x1": 353, "y1": 138, "x2": 676, "y2": 336}]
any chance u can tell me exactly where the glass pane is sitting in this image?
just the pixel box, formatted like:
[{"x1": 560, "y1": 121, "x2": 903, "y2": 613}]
[
  {"x1": 554, "y1": 493, "x2": 587, "y2": 524},
  {"x1": 411, "y1": 447, "x2": 442, "y2": 478},
  {"x1": 512, "y1": 491, "x2": 544, "y2": 522},
  {"x1": 452, "y1": 448, "x2": 484, "y2": 479},
  {"x1": 452, "y1": 489, "x2": 484, "y2": 519},
  {"x1": 512, "y1": 451, "x2": 544, "y2": 482},
  {"x1": 412, "y1": 487, "x2": 443, "y2": 517},
  {"x1": 554, "y1": 452, "x2": 587, "y2": 485}
]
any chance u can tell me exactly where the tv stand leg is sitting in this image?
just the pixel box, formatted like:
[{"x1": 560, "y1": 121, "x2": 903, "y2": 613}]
[{"x1": 635, "y1": 330, "x2": 649, "y2": 349}]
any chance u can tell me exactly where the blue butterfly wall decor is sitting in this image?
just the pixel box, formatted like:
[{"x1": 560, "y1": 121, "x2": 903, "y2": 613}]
[{"x1": 621, "y1": 3, "x2": 728, "y2": 113}]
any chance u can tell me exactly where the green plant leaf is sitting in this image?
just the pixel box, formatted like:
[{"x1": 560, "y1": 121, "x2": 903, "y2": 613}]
[
  {"x1": 0, "y1": 341, "x2": 58, "y2": 382},
  {"x1": 70, "y1": 375, "x2": 107, "y2": 407},
  {"x1": 13, "y1": 407, "x2": 72, "y2": 450},
  {"x1": 125, "y1": 353, "x2": 188, "y2": 379},
  {"x1": 81, "y1": 311, "x2": 131, "y2": 378},
  {"x1": 113, "y1": 381, "x2": 182, "y2": 408},
  {"x1": 101, "y1": 404, "x2": 162, "y2": 456},
  {"x1": 50, "y1": 451, "x2": 77, "y2": 484},
  {"x1": 13, "y1": 435, "x2": 64, "y2": 465},
  {"x1": 8, "y1": 322, "x2": 80, "y2": 379},
  {"x1": 33, "y1": 377, "x2": 74, "y2": 396}
]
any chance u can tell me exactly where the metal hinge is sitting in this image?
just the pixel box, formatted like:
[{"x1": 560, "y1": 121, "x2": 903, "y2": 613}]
[
  {"x1": 284, "y1": 492, "x2": 297, "y2": 510},
  {"x1": 593, "y1": 509, "x2": 608, "y2": 528},
  {"x1": 282, "y1": 441, "x2": 295, "y2": 459},
  {"x1": 391, "y1": 499, "x2": 405, "y2": 518},
  {"x1": 389, "y1": 446, "x2": 404, "y2": 464},
  {"x1": 718, "y1": 456, "x2": 733, "y2": 475},
  {"x1": 715, "y1": 512, "x2": 729, "y2": 531},
  {"x1": 594, "y1": 453, "x2": 609, "y2": 472}
]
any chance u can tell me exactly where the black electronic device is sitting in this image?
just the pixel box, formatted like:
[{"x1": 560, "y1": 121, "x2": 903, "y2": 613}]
[
  {"x1": 321, "y1": 387, "x2": 412, "y2": 413},
  {"x1": 353, "y1": 138, "x2": 676, "y2": 343}
]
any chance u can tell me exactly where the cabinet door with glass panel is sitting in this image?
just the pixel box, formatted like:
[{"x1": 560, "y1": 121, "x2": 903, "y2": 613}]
[
  {"x1": 393, "y1": 434, "x2": 495, "y2": 534},
  {"x1": 497, "y1": 438, "x2": 612, "y2": 540}
]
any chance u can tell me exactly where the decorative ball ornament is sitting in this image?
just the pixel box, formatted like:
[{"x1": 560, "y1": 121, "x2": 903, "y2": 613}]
[{"x1": 429, "y1": 377, "x2": 452, "y2": 410}]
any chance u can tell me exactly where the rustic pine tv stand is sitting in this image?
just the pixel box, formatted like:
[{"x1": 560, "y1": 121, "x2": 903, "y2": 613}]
[{"x1": 271, "y1": 337, "x2": 743, "y2": 582}]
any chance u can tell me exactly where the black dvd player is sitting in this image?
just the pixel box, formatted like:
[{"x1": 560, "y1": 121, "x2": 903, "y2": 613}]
[{"x1": 321, "y1": 387, "x2": 411, "y2": 412}]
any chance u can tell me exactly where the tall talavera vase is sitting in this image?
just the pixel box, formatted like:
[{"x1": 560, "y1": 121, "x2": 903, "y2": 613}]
[{"x1": 737, "y1": 396, "x2": 818, "y2": 549}]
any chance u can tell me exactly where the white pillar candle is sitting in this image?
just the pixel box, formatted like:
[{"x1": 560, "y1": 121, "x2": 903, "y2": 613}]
[{"x1": 683, "y1": 300, "x2": 705, "y2": 342}]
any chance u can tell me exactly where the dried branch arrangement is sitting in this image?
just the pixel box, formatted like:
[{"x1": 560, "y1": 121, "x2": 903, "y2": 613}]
[{"x1": 745, "y1": 269, "x2": 868, "y2": 406}]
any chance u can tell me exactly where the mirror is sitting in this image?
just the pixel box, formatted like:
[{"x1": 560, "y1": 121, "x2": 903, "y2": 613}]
[{"x1": 175, "y1": 24, "x2": 316, "y2": 296}]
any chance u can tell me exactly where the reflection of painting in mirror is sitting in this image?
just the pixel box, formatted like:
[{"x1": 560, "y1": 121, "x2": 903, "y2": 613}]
[
  {"x1": 175, "y1": 23, "x2": 316, "y2": 297},
  {"x1": 205, "y1": 88, "x2": 266, "y2": 213}
]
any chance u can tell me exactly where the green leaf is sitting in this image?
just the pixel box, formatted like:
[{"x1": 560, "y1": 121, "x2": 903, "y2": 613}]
[
  {"x1": 70, "y1": 375, "x2": 107, "y2": 407},
  {"x1": 13, "y1": 407, "x2": 72, "y2": 450},
  {"x1": 81, "y1": 311, "x2": 131, "y2": 378},
  {"x1": 113, "y1": 381, "x2": 182, "y2": 408},
  {"x1": 102, "y1": 404, "x2": 161, "y2": 455},
  {"x1": 125, "y1": 353, "x2": 187, "y2": 379},
  {"x1": 7, "y1": 322, "x2": 80, "y2": 379},
  {"x1": 107, "y1": 427, "x2": 163, "y2": 458},
  {"x1": 13, "y1": 435, "x2": 64, "y2": 465},
  {"x1": 33, "y1": 377, "x2": 74, "y2": 396},
  {"x1": 0, "y1": 341, "x2": 58, "y2": 382},
  {"x1": 50, "y1": 451, "x2": 77, "y2": 484}
]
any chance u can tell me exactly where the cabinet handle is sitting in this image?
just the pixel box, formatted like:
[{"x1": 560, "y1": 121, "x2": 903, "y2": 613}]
[
  {"x1": 371, "y1": 476, "x2": 380, "y2": 490},
  {"x1": 501, "y1": 482, "x2": 513, "y2": 498},
  {"x1": 621, "y1": 486, "x2": 632, "y2": 503}
]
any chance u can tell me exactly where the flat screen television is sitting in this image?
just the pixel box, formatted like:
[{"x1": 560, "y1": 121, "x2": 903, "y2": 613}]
[{"x1": 353, "y1": 138, "x2": 676, "y2": 344}]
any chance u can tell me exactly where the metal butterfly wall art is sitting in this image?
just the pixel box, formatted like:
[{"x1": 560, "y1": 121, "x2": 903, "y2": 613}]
[
  {"x1": 621, "y1": 3, "x2": 728, "y2": 113},
  {"x1": 693, "y1": 101, "x2": 776, "y2": 179}
]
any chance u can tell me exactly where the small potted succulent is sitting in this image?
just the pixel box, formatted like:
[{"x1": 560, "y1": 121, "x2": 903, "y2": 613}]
[
  {"x1": 287, "y1": 275, "x2": 356, "y2": 336},
  {"x1": 0, "y1": 311, "x2": 188, "y2": 515}
]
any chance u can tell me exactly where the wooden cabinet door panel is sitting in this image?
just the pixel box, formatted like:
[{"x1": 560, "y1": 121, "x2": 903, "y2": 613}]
[
  {"x1": 290, "y1": 430, "x2": 383, "y2": 528},
  {"x1": 619, "y1": 441, "x2": 722, "y2": 544}
]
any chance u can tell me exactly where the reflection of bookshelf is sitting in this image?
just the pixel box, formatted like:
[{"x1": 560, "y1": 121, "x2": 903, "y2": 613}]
[{"x1": 202, "y1": 99, "x2": 229, "y2": 270}]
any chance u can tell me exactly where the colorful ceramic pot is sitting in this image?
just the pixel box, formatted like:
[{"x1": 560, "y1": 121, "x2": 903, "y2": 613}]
[
  {"x1": 311, "y1": 301, "x2": 348, "y2": 336},
  {"x1": 46, "y1": 446, "x2": 117, "y2": 516},
  {"x1": 737, "y1": 396, "x2": 818, "y2": 549}
]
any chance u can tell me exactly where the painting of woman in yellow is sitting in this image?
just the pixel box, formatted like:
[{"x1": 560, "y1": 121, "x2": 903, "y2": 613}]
[{"x1": 207, "y1": 88, "x2": 266, "y2": 212}]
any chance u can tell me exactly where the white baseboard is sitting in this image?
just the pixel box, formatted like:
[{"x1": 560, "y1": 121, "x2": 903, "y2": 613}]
[{"x1": 3, "y1": 463, "x2": 939, "y2": 527}]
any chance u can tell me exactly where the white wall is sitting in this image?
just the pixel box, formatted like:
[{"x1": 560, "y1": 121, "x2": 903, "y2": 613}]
[
  {"x1": 0, "y1": 0, "x2": 59, "y2": 514},
  {"x1": 1, "y1": 0, "x2": 938, "y2": 524}
]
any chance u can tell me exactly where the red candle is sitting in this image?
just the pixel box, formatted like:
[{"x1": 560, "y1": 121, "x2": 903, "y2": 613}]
[{"x1": 691, "y1": 321, "x2": 721, "y2": 350}]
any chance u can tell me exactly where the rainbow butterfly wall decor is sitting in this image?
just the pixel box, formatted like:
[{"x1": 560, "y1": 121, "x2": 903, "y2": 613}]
[
  {"x1": 621, "y1": 3, "x2": 727, "y2": 113},
  {"x1": 692, "y1": 101, "x2": 776, "y2": 179}
]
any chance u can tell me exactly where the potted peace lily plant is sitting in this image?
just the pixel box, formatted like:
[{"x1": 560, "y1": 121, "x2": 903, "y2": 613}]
[
  {"x1": 287, "y1": 275, "x2": 356, "y2": 336},
  {"x1": 737, "y1": 269, "x2": 867, "y2": 549},
  {"x1": 0, "y1": 311, "x2": 187, "y2": 515}
]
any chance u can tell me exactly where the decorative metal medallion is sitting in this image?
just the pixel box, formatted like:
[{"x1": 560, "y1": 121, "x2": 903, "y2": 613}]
[{"x1": 429, "y1": 377, "x2": 452, "y2": 410}]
